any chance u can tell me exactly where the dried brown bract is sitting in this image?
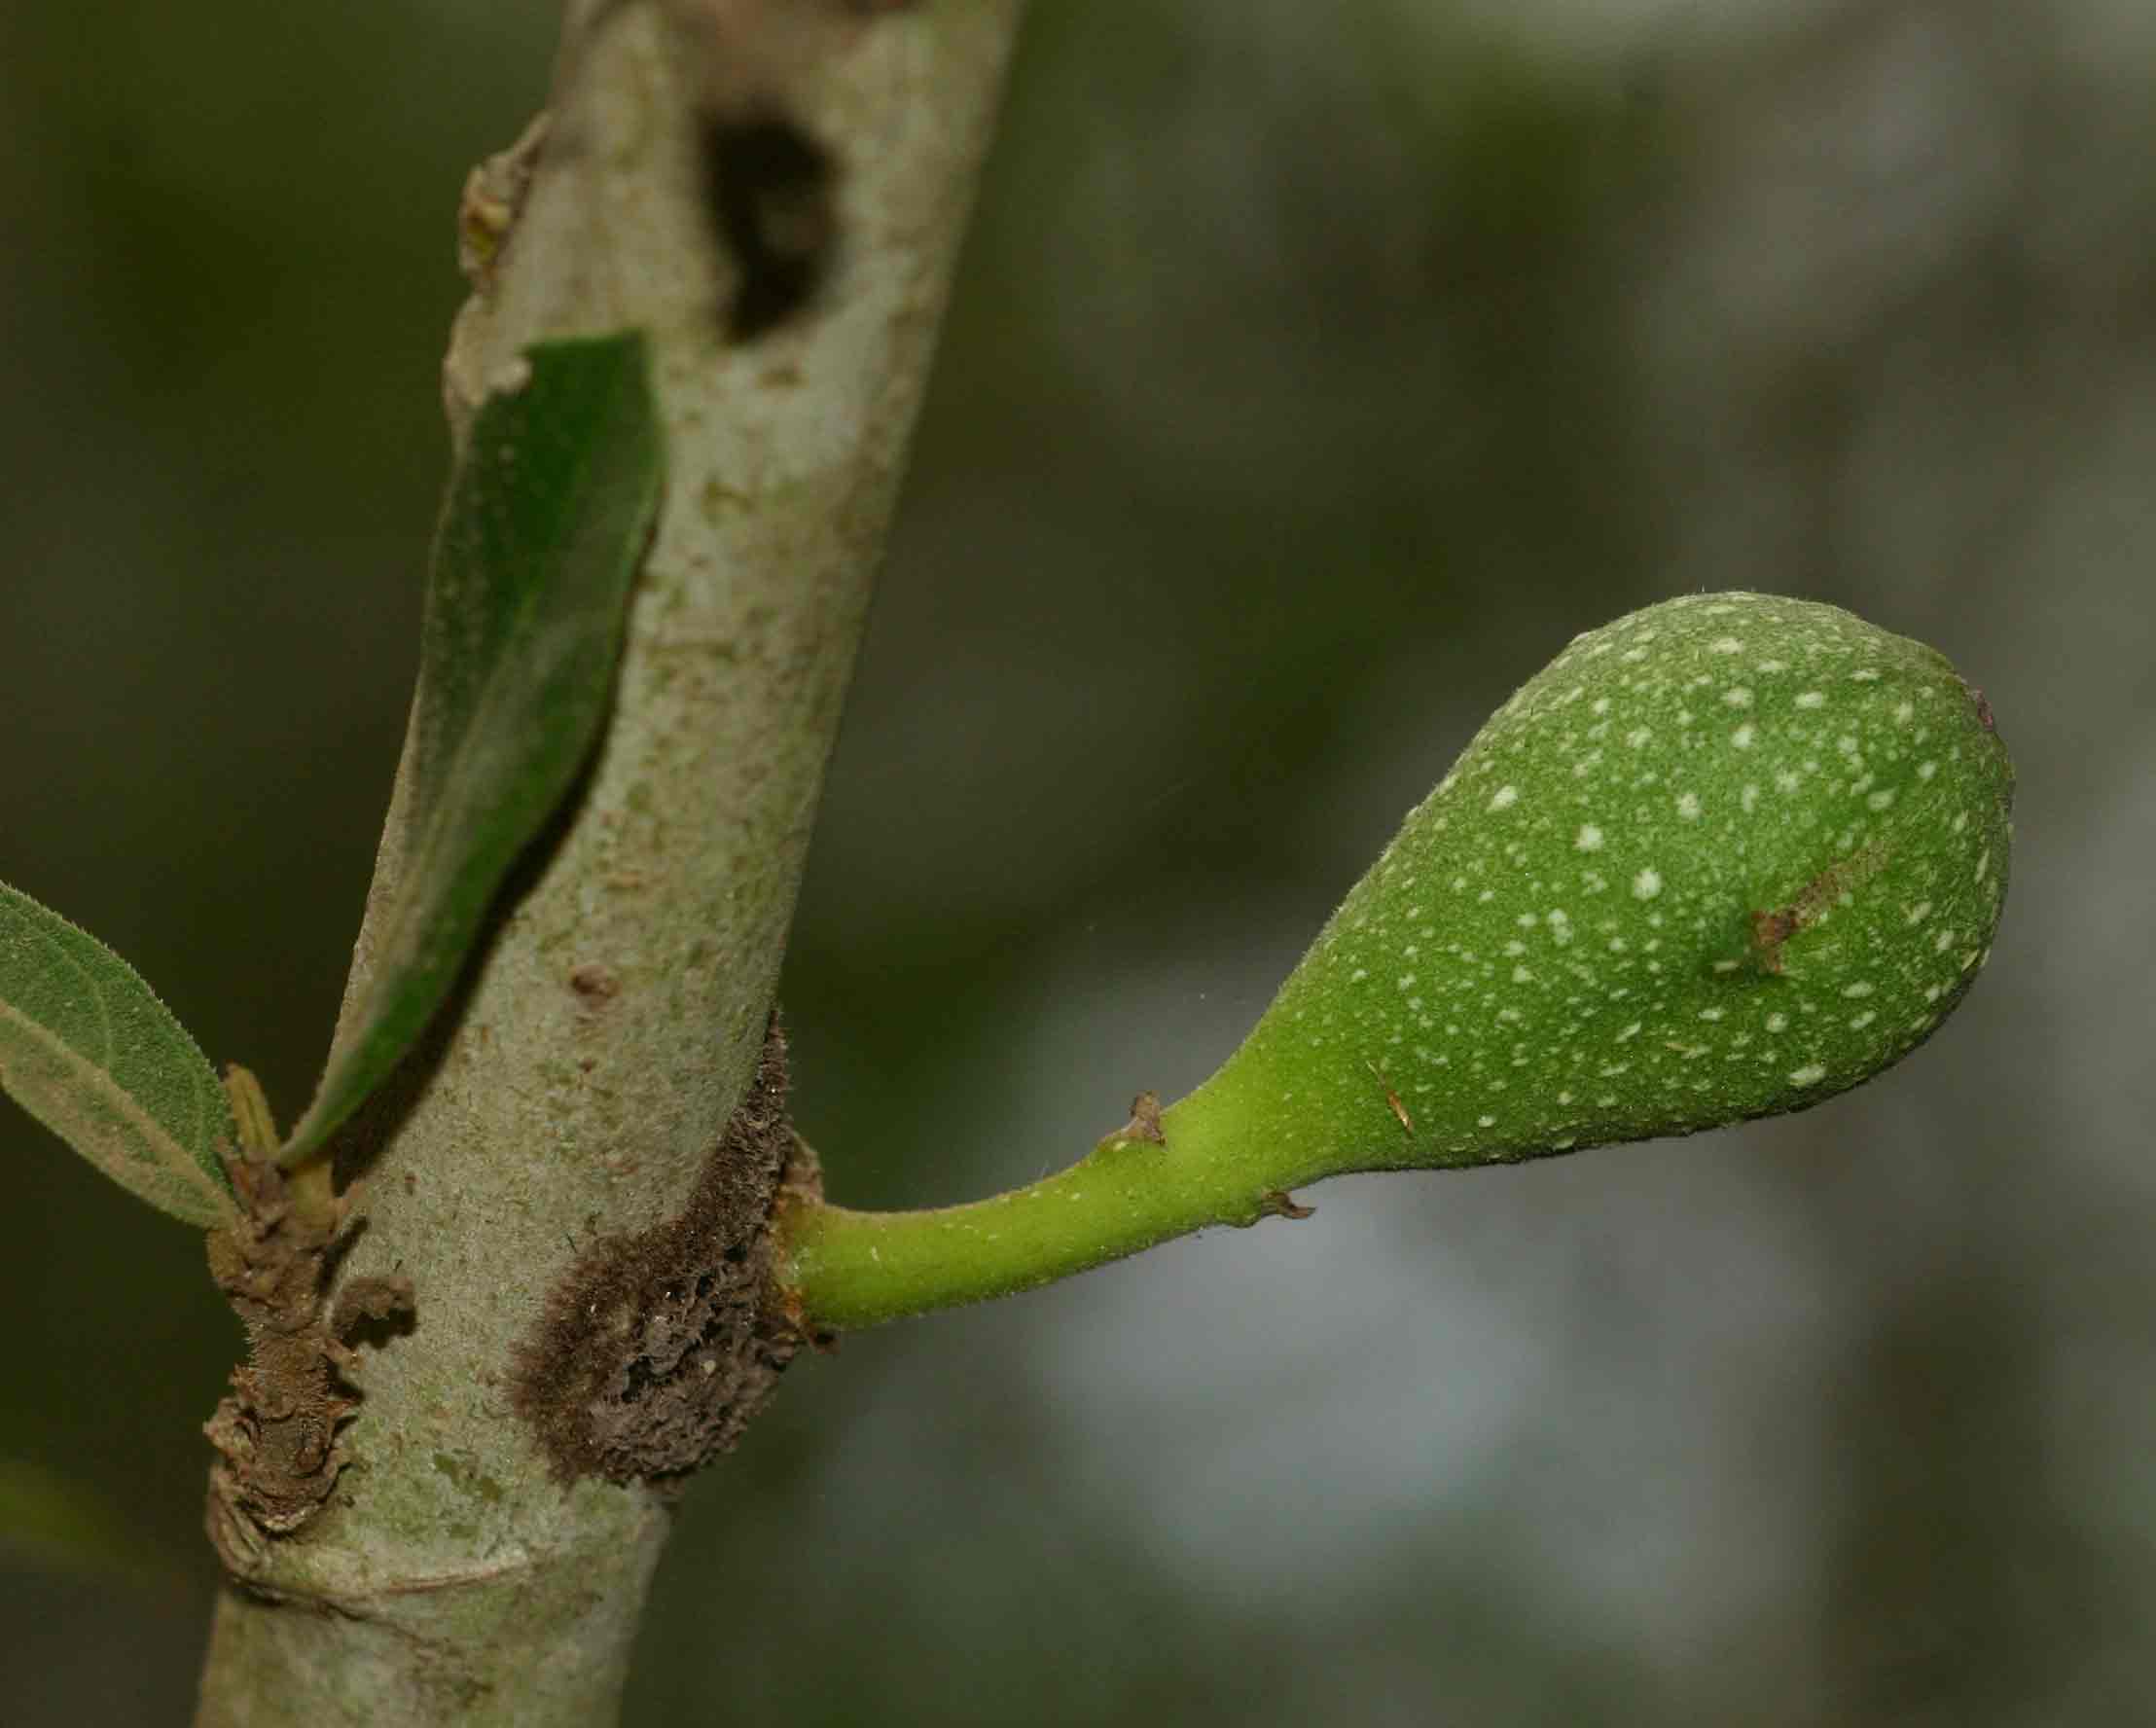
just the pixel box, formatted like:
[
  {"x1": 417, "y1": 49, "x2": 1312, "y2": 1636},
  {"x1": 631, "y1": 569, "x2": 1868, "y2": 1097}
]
[
  {"x1": 1104, "y1": 1090, "x2": 1167, "y2": 1150},
  {"x1": 202, "y1": 1160, "x2": 414, "y2": 1573}
]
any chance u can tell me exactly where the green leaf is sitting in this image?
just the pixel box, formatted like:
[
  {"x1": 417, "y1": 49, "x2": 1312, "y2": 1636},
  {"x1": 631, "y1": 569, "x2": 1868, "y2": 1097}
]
[
  {"x1": 0, "y1": 882, "x2": 235, "y2": 1226},
  {"x1": 283, "y1": 334, "x2": 664, "y2": 1165}
]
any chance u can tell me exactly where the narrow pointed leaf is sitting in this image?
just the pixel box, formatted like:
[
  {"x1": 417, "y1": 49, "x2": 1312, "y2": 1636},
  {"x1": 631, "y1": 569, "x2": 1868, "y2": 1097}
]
[
  {"x1": 284, "y1": 334, "x2": 663, "y2": 1165},
  {"x1": 0, "y1": 882, "x2": 235, "y2": 1225}
]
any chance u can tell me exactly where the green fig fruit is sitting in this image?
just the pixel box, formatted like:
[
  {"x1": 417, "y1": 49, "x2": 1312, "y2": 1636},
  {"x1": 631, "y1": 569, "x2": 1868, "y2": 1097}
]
[
  {"x1": 1166, "y1": 592, "x2": 2013, "y2": 1182},
  {"x1": 780, "y1": 592, "x2": 2015, "y2": 1331}
]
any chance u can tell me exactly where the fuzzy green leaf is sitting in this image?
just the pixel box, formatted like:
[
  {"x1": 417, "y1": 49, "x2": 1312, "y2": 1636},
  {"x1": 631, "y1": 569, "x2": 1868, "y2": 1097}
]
[
  {"x1": 283, "y1": 334, "x2": 663, "y2": 1165},
  {"x1": 0, "y1": 882, "x2": 235, "y2": 1225}
]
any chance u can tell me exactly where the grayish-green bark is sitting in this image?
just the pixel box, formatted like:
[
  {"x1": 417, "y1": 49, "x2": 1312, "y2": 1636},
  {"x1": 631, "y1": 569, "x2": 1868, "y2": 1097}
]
[{"x1": 193, "y1": 2, "x2": 1024, "y2": 1721}]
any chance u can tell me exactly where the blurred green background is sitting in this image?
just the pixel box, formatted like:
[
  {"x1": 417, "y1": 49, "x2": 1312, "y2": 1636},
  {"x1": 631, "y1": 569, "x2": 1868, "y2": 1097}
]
[{"x1": 4, "y1": 0, "x2": 2151, "y2": 1721}]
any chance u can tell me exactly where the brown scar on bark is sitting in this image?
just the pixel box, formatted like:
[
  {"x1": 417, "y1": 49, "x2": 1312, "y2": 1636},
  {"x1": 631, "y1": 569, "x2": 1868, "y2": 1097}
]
[
  {"x1": 202, "y1": 1161, "x2": 415, "y2": 1575},
  {"x1": 511, "y1": 1014, "x2": 821, "y2": 1486},
  {"x1": 698, "y1": 111, "x2": 838, "y2": 341},
  {"x1": 569, "y1": 961, "x2": 621, "y2": 1001},
  {"x1": 660, "y1": 0, "x2": 924, "y2": 340},
  {"x1": 1749, "y1": 840, "x2": 1889, "y2": 974}
]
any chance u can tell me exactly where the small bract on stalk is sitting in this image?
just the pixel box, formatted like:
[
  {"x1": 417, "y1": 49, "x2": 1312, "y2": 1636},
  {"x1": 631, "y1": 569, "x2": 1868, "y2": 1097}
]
[{"x1": 779, "y1": 593, "x2": 2015, "y2": 1330}]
